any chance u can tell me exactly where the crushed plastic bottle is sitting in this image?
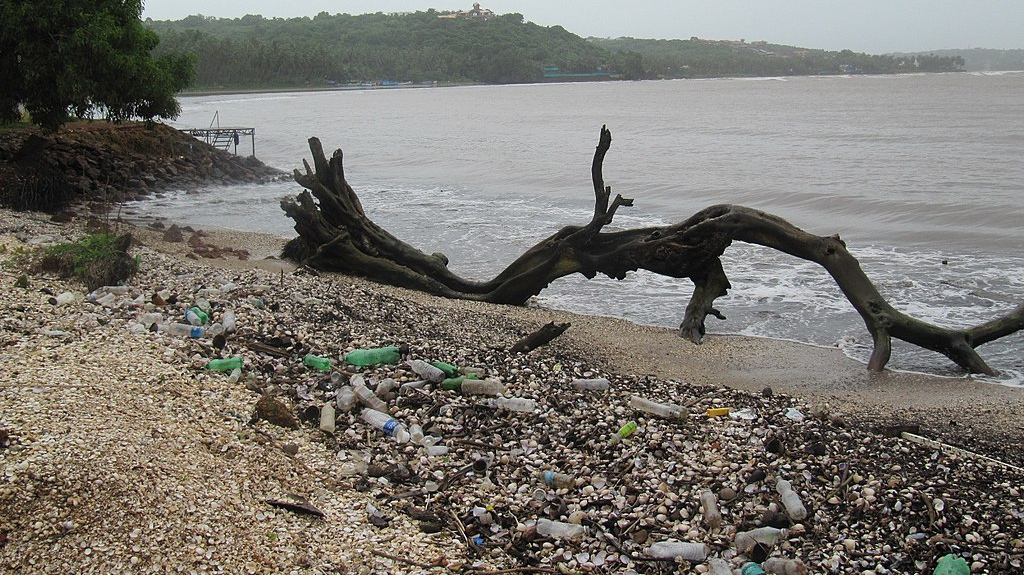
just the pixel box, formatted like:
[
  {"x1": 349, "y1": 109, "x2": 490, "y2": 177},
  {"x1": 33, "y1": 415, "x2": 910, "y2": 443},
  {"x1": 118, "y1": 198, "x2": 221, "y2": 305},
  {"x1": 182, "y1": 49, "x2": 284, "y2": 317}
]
[
  {"x1": 763, "y1": 557, "x2": 808, "y2": 575},
  {"x1": 707, "y1": 558, "x2": 732, "y2": 575},
  {"x1": 221, "y1": 310, "x2": 236, "y2": 333},
  {"x1": 447, "y1": 378, "x2": 504, "y2": 396},
  {"x1": 319, "y1": 403, "x2": 336, "y2": 433},
  {"x1": 932, "y1": 554, "x2": 970, "y2": 575},
  {"x1": 735, "y1": 527, "x2": 788, "y2": 554},
  {"x1": 646, "y1": 540, "x2": 708, "y2": 562},
  {"x1": 350, "y1": 375, "x2": 388, "y2": 412},
  {"x1": 699, "y1": 489, "x2": 722, "y2": 530},
  {"x1": 335, "y1": 386, "x2": 356, "y2": 411},
  {"x1": 776, "y1": 478, "x2": 808, "y2": 520},
  {"x1": 535, "y1": 518, "x2": 585, "y2": 539}
]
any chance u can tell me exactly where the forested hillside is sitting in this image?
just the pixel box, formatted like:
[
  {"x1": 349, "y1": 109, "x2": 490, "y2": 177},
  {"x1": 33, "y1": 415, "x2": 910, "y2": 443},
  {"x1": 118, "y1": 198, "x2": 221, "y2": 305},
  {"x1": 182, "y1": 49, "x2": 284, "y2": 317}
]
[{"x1": 147, "y1": 10, "x2": 965, "y2": 90}]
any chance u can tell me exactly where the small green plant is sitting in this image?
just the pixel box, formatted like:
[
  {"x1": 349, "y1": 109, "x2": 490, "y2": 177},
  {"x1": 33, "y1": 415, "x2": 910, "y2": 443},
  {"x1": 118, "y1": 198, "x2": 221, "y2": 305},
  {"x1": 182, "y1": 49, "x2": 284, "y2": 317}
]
[
  {"x1": 14, "y1": 274, "x2": 29, "y2": 288},
  {"x1": 39, "y1": 233, "x2": 137, "y2": 290}
]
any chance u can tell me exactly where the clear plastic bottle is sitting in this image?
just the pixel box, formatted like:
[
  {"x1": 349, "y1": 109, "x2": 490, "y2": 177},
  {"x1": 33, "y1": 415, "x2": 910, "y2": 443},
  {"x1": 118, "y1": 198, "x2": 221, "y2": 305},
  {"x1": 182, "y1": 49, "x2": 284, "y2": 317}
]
[
  {"x1": 535, "y1": 518, "x2": 585, "y2": 540},
  {"x1": 776, "y1": 479, "x2": 808, "y2": 520},
  {"x1": 571, "y1": 378, "x2": 610, "y2": 391},
  {"x1": 159, "y1": 323, "x2": 206, "y2": 338},
  {"x1": 458, "y1": 379, "x2": 505, "y2": 396},
  {"x1": 538, "y1": 470, "x2": 574, "y2": 489},
  {"x1": 351, "y1": 376, "x2": 388, "y2": 412},
  {"x1": 630, "y1": 395, "x2": 686, "y2": 419},
  {"x1": 221, "y1": 310, "x2": 236, "y2": 333},
  {"x1": 487, "y1": 397, "x2": 536, "y2": 412},
  {"x1": 408, "y1": 423, "x2": 425, "y2": 444},
  {"x1": 699, "y1": 489, "x2": 722, "y2": 530},
  {"x1": 762, "y1": 558, "x2": 808, "y2": 575},
  {"x1": 360, "y1": 408, "x2": 410, "y2": 443},
  {"x1": 335, "y1": 386, "x2": 356, "y2": 411},
  {"x1": 646, "y1": 540, "x2": 708, "y2": 562},
  {"x1": 138, "y1": 312, "x2": 163, "y2": 327},
  {"x1": 227, "y1": 367, "x2": 242, "y2": 384},
  {"x1": 408, "y1": 359, "x2": 445, "y2": 383},
  {"x1": 735, "y1": 527, "x2": 788, "y2": 554}
]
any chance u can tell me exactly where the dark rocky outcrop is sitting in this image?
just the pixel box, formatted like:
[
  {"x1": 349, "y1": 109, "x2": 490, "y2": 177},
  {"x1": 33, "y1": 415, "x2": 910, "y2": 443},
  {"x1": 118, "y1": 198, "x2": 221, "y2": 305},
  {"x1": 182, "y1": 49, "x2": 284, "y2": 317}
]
[{"x1": 0, "y1": 121, "x2": 283, "y2": 212}]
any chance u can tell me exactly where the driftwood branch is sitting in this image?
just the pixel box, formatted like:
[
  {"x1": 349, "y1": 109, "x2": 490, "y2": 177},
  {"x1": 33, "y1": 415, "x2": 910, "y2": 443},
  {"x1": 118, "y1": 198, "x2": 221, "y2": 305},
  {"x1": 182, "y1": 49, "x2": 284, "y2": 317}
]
[
  {"x1": 280, "y1": 128, "x2": 1023, "y2": 376},
  {"x1": 510, "y1": 322, "x2": 572, "y2": 355}
]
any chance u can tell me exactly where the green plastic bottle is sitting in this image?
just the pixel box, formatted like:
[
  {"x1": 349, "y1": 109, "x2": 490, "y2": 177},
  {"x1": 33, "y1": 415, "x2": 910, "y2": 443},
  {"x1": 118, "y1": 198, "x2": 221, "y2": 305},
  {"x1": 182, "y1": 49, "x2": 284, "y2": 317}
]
[
  {"x1": 303, "y1": 354, "x2": 332, "y2": 371},
  {"x1": 609, "y1": 421, "x2": 638, "y2": 445},
  {"x1": 933, "y1": 554, "x2": 969, "y2": 575},
  {"x1": 440, "y1": 373, "x2": 481, "y2": 390},
  {"x1": 205, "y1": 356, "x2": 243, "y2": 371},
  {"x1": 344, "y1": 346, "x2": 401, "y2": 366},
  {"x1": 430, "y1": 361, "x2": 458, "y2": 377}
]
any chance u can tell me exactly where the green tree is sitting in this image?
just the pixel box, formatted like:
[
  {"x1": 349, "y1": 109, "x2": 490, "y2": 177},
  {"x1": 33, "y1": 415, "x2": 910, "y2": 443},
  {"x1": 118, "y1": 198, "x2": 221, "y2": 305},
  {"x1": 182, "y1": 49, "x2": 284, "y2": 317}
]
[{"x1": 0, "y1": 0, "x2": 194, "y2": 130}]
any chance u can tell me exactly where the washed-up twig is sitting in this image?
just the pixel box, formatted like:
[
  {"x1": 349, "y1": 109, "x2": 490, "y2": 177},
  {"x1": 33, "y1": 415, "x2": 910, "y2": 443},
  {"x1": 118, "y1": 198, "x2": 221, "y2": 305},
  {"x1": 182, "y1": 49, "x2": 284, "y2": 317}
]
[
  {"x1": 448, "y1": 510, "x2": 483, "y2": 557},
  {"x1": 265, "y1": 497, "x2": 325, "y2": 518},
  {"x1": 370, "y1": 549, "x2": 435, "y2": 569},
  {"x1": 900, "y1": 431, "x2": 1023, "y2": 472},
  {"x1": 464, "y1": 567, "x2": 560, "y2": 574}
]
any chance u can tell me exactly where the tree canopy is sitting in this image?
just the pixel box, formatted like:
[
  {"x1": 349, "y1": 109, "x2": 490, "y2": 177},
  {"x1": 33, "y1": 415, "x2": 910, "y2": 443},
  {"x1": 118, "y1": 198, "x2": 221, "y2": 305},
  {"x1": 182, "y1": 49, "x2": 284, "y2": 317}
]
[
  {"x1": 0, "y1": 0, "x2": 195, "y2": 130},
  {"x1": 146, "y1": 11, "x2": 963, "y2": 90}
]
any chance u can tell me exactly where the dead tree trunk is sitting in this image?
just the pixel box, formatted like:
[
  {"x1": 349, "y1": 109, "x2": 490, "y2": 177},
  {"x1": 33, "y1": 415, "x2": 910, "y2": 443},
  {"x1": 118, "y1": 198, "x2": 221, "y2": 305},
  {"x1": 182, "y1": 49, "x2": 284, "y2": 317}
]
[{"x1": 281, "y1": 127, "x2": 1023, "y2": 376}]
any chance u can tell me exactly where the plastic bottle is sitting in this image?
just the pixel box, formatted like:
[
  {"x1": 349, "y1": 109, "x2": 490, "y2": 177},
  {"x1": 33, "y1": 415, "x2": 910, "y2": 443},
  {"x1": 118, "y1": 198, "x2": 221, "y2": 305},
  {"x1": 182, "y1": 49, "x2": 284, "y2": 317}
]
[
  {"x1": 205, "y1": 356, "x2": 243, "y2": 371},
  {"x1": 335, "y1": 386, "x2": 356, "y2": 411},
  {"x1": 708, "y1": 558, "x2": 733, "y2": 575},
  {"x1": 221, "y1": 310, "x2": 236, "y2": 333},
  {"x1": 539, "y1": 470, "x2": 575, "y2": 489},
  {"x1": 351, "y1": 376, "x2": 388, "y2": 412},
  {"x1": 409, "y1": 423, "x2": 425, "y2": 444},
  {"x1": 139, "y1": 312, "x2": 163, "y2": 327},
  {"x1": 487, "y1": 397, "x2": 536, "y2": 412},
  {"x1": 408, "y1": 359, "x2": 445, "y2": 383},
  {"x1": 185, "y1": 307, "x2": 209, "y2": 326},
  {"x1": 360, "y1": 408, "x2": 410, "y2": 443},
  {"x1": 763, "y1": 558, "x2": 808, "y2": 575},
  {"x1": 630, "y1": 395, "x2": 686, "y2": 419},
  {"x1": 735, "y1": 527, "x2": 788, "y2": 554},
  {"x1": 776, "y1": 479, "x2": 808, "y2": 520},
  {"x1": 932, "y1": 554, "x2": 969, "y2": 575},
  {"x1": 741, "y1": 563, "x2": 767, "y2": 575},
  {"x1": 571, "y1": 378, "x2": 610, "y2": 391},
  {"x1": 535, "y1": 518, "x2": 585, "y2": 540},
  {"x1": 319, "y1": 403, "x2": 336, "y2": 433},
  {"x1": 303, "y1": 354, "x2": 332, "y2": 371},
  {"x1": 609, "y1": 421, "x2": 638, "y2": 445},
  {"x1": 431, "y1": 361, "x2": 458, "y2": 377},
  {"x1": 455, "y1": 379, "x2": 505, "y2": 396},
  {"x1": 699, "y1": 489, "x2": 722, "y2": 530},
  {"x1": 646, "y1": 540, "x2": 709, "y2": 562},
  {"x1": 227, "y1": 367, "x2": 242, "y2": 384},
  {"x1": 344, "y1": 346, "x2": 401, "y2": 366},
  {"x1": 159, "y1": 323, "x2": 206, "y2": 338}
]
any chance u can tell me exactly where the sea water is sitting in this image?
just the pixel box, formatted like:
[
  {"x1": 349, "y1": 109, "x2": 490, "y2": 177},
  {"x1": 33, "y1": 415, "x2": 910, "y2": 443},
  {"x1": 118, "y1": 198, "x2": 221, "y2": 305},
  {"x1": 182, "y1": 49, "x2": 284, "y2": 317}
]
[{"x1": 130, "y1": 72, "x2": 1024, "y2": 385}]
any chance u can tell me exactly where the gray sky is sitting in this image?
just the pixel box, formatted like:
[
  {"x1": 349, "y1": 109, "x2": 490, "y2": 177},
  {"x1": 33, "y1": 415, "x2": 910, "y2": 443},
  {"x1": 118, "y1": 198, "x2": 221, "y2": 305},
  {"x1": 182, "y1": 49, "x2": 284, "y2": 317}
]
[{"x1": 141, "y1": 1, "x2": 1024, "y2": 54}]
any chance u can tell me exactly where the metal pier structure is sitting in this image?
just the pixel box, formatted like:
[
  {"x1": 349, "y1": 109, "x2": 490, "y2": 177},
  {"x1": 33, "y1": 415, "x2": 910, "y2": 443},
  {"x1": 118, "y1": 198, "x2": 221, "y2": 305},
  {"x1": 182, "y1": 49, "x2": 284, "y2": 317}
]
[{"x1": 180, "y1": 112, "x2": 255, "y2": 156}]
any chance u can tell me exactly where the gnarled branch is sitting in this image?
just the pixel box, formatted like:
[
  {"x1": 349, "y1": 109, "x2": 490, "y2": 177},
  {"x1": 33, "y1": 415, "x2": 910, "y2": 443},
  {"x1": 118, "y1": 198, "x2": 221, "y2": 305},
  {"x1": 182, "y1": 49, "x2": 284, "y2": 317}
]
[{"x1": 281, "y1": 128, "x2": 1021, "y2": 376}]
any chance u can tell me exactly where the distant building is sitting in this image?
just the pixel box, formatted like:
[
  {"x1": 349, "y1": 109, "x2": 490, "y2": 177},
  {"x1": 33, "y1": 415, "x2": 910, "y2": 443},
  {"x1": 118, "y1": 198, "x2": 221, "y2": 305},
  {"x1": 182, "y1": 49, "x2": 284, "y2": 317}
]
[{"x1": 437, "y1": 3, "x2": 495, "y2": 21}]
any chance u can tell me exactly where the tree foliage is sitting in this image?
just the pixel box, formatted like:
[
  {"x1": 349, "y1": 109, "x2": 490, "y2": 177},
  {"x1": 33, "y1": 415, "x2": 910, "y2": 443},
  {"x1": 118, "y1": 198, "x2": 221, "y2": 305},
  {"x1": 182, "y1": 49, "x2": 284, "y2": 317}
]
[
  {"x1": 0, "y1": 0, "x2": 194, "y2": 130},
  {"x1": 146, "y1": 11, "x2": 965, "y2": 90}
]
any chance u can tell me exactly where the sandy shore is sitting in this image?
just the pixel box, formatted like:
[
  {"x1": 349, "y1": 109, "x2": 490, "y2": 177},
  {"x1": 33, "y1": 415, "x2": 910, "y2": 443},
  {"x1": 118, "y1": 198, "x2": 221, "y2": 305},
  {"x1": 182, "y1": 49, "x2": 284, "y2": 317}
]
[{"x1": 2, "y1": 209, "x2": 1022, "y2": 574}]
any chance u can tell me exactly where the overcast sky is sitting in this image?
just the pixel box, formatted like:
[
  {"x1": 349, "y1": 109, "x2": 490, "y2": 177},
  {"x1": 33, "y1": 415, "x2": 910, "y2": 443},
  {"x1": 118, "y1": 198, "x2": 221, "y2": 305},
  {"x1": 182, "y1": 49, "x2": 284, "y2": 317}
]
[{"x1": 141, "y1": 1, "x2": 1024, "y2": 54}]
